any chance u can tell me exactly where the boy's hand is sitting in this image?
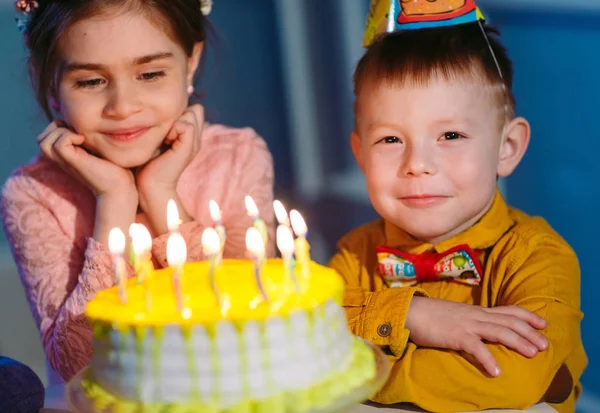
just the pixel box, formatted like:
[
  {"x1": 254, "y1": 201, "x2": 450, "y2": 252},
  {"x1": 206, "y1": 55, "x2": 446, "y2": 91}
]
[
  {"x1": 406, "y1": 297, "x2": 548, "y2": 377},
  {"x1": 37, "y1": 121, "x2": 136, "y2": 197}
]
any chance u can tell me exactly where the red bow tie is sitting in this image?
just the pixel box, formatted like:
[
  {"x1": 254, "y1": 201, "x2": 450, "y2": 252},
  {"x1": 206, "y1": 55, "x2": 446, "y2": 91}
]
[{"x1": 376, "y1": 244, "x2": 483, "y2": 288}]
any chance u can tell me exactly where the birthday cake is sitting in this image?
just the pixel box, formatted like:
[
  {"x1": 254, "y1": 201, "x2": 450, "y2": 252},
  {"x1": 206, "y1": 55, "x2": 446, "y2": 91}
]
[{"x1": 74, "y1": 202, "x2": 379, "y2": 412}]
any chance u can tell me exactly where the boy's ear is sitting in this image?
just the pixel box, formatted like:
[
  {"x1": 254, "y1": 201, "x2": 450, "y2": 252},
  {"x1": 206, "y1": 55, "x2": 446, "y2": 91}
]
[
  {"x1": 186, "y1": 42, "x2": 204, "y2": 87},
  {"x1": 497, "y1": 117, "x2": 530, "y2": 177},
  {"x1": 350, "y1": 130, "x2": 365, "y2": 173}
]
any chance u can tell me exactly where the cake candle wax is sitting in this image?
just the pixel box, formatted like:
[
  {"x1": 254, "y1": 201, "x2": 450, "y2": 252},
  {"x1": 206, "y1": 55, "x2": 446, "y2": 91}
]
[
  {"x1": 108, "y1": 227, "x2": 128, "y2": 304},
  {"x1": 129, "y1": 224, "x2": 154, "y2": 283},
  {"x1": 246, "y1": 227, "x2": 268, "y2": 302},
  {"x1": 129, "y1": 223, "x2": 154, "y2": 311},
  {"x1": 201, "y1": 227, "x2": 222, "y2": 307},
  {"x1": 276, "y1": 225, "x2": 298, "y2": 293},
  {"x1": 290, "y1": 210, "x2": 311, "y2": 287},
  {"x1": 245, "y1": 195, "x2": 268, "y2": 247},
  {"x1": 167, "y1": 232, "x2": 187, "y2": 313},
  {"x1": 209, "y1": 200, "x2": 226, "y2": 265}
]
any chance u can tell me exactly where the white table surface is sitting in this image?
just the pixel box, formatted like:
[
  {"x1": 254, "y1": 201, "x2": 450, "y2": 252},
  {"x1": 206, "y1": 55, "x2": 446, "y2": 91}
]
[{"x1": 43, "y1": 384, "x2": 556, "y2": 413}]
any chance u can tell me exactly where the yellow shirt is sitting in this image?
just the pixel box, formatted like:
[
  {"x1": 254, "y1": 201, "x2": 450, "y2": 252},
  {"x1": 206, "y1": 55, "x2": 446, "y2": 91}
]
[{"x1": 329, "y1": 191, "x2": 587, "y2": 413}]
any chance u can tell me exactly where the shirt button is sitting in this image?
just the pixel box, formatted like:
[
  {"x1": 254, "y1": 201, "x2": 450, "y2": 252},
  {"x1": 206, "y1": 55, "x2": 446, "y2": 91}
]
[{"x1": 377, "y1": 323, "x2": 392, "y2": 337}]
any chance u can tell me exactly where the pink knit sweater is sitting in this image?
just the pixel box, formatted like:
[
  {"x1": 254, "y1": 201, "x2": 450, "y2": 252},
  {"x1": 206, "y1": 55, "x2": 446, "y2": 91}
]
[{"x1": 0, "y1": 124, "x2": 275, "y2": 382}]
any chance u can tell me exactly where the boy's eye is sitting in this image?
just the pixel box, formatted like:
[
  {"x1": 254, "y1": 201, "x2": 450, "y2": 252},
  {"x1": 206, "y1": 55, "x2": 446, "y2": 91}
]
[
  {"x1": 381, "y1": 136, "x2": 400, "y2": 144},
  {"x1": 74, "y1": 78, "x2": 105, "y2": 89},
  {"x1": 139, "y1": 71, "x2": 166, "y2": 81},
  {"x1": 442, "y1": 132, "x2": 464, "y2": 141}
]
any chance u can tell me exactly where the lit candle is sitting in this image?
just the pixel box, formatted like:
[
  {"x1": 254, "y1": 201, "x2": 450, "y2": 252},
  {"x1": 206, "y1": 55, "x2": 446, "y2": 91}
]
[
  {"x1": 167, "y1": 232, "x2": 187, "y2": 313},
  {"x1": 245, "y1": 195, "x2": 268, "y2": 246},
  {"x1": 167, "y1": 199, "x2": 182, "y2": 233},
  {"x1": 108, "y1": 227, "x2": 128, "y2": 304},
  {"x1": 276, "y1": 224, "x2": 298, "y2": 293},
  {"x1": 246, "y1": 227, "x2": 268, "y2": 302},
  {"x1": 128, "y1": 223, "x2": 141, "y2": 251},
  {"x1": 209, "y1": 200, "x2": 226, "y2": 265},
  {"x1": 201, "y1": 227, "x2": 222, "y2": 306},
  {"x1": 129, "y1": 223, "x2": 154, "y2": 311},
  {"x1": 273, "y1": 200, "x2": 291, "y2": 228},
  {"x1": 290, "y1": 209, "x2": 311, "y2": 286},
  {"x1": 129, "y1": 224, "x2": 153, "y2": 282}
]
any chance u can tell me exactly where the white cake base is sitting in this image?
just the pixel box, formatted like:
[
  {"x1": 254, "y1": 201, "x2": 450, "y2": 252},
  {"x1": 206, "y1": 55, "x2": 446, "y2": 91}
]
[
  {"x1": 90, "y1": 300, "x2": 354, "y2": 406},
  {"x1": 67, "y1": 338, "x2": 390, "y2": 413}
]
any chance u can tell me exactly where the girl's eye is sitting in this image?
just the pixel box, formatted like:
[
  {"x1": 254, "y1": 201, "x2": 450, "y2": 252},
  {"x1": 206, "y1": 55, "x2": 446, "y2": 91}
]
[
  {"x1": 442, "y1": 132, "x2": 464, "y2": 141},
  {"x1": 381, "y1": 136, "x2": 400, "y2": 144},
  {"x1": 139, "y1": 71, "x2": 166, "y2": 81},
  {"x1": 74, "y1": 78, "x2": 105, "y2": 89}
]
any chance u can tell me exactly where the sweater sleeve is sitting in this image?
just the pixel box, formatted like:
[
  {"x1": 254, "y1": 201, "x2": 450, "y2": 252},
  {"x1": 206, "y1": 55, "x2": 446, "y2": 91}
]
[
  {"x1": 150, "y1": 127, "x2": 276, "y2": 266},
  {"x1": 0, "y1": 174, "x2": 133, "y2": 381},
  {"x1": 221, "y1": 130, "x2": 275, "y2": 259}
]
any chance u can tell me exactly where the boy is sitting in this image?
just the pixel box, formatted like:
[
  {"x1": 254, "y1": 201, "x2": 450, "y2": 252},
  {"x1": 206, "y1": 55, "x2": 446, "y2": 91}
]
[{"x1": 329, "y1": 1, "x2": 587, "y2": 412}]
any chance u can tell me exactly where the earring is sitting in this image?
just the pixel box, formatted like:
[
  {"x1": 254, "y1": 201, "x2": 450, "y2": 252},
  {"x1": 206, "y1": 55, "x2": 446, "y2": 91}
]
[
  {"x1": 51, "y1": 98, "x2": 60, "y2": 112},
  {"x1": 187, "y1": 85, "x2": 194, "y2": 96}
]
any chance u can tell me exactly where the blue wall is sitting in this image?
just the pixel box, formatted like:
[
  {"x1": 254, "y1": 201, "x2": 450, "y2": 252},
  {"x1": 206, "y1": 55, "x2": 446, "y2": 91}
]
[
  {"x1": 487, "y1": 6, "x2": 600, "y2": 395},
  {"x1": 197, "y1": 0, "x2": 294, "y2": 197}
]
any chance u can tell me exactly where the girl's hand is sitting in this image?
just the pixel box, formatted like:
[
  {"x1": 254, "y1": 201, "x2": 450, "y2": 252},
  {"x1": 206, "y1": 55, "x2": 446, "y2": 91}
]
[
  {"x1": 37, "y1": 121, "x2": 136, "y2": 197},
  {"x1": 136, "y1": 105, "x2": 204, "y2": 235},
  {"x1": 136, "y1": 105, "x2": 204, "y2": 196},
  {"x1": 37, "y1": 121, "x2": 138, "y2": 245},
  {"x1": 406, "y1": 297, "x2": 548, "y2": 377}
]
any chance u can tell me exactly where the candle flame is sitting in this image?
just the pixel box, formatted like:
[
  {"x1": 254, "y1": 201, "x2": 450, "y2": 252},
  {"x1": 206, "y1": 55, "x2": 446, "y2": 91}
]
[
  {"x1": 128, "y1": 223, "x2": 139, "y2": 238},
  {"x1": 276, "y1": 225, "x2": 295, "y2": 256},
  {"x1": 201, "y1": 227, "x2": 221, "y2": 256},
  {"x1": 130, "y1": 224, "x2": 152, "y2": 255},
  {"x1": 244, "y1": 195, "x2": 259, "y2": 218},
  {"x1": 167, "y1": 199, "x2": 181, "y2": 231},
  {"x1": 209, "y1": 200, "x2": 222, "y2": 223},
  {"x1": 290, "y1": 210, "x2": 308, "y2": 237},
  {"x1": 245, "y1": 226, "x2": 265, "y2": 256},
  {"x1": 166, "y1": 232, "x2": 187, "y2": 267},
  {"x1": 273, "y1": 200, "x2": 290, "y2": 226},
  {"x1": 108, "y1": 228, "x2": 126, "y2": 255}
]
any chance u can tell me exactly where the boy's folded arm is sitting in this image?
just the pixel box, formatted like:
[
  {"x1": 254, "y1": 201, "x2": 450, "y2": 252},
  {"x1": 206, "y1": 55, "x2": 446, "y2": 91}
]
[
  {"x1": 329, "y1": 247, "x2": 428, "y2": 350},
  {"x1": 371, "y1": 236, "x2": 583, "y2": 412},
  {"x1": 373, "y1": 299, "x2": 580, "y2": 412}
]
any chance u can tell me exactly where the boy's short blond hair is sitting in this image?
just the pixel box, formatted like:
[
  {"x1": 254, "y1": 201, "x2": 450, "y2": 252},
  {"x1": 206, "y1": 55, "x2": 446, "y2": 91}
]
[{"x1": 354, "y1": 23, "x2": 516, "y2": 122}]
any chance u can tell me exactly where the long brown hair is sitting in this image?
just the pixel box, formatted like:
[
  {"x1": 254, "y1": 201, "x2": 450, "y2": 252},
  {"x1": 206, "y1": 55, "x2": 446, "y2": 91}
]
[{"x1": 24, "y1": 0, "x2": 206, "y2": 120}]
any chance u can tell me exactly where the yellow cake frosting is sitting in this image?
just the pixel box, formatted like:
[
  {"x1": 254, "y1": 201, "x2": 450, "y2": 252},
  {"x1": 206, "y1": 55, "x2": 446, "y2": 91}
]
[
  {"x1": 78, "y1": 257, "x2": 379, "y2": 412},
  {"x1": 86, "y1": 258, "x2": 344, "y2": 326}
]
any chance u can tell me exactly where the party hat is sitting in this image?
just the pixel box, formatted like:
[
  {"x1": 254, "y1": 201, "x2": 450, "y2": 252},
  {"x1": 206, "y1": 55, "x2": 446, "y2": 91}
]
[{"x1": 363, "y1": 0, "x2": 486, "y2": 47}]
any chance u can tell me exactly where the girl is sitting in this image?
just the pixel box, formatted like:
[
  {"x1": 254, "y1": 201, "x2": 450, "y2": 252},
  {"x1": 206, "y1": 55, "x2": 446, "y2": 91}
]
[{"x1": 1, "y1": 0, "x2": 275, "y2": 383}]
